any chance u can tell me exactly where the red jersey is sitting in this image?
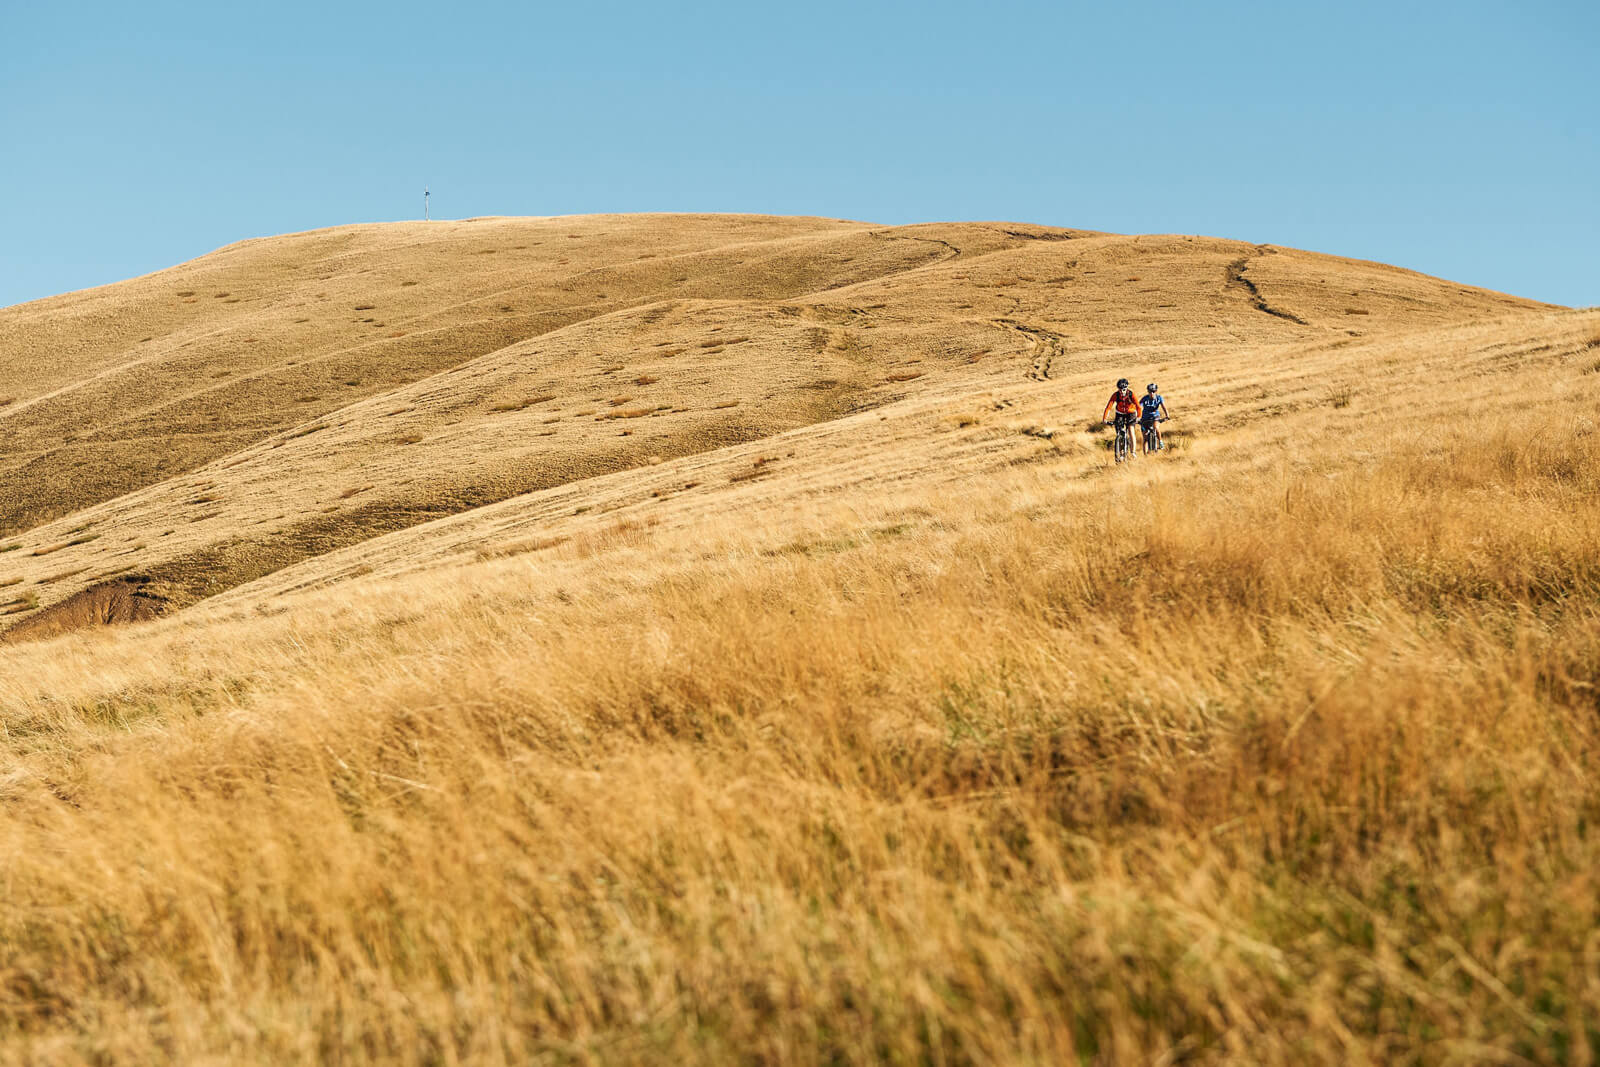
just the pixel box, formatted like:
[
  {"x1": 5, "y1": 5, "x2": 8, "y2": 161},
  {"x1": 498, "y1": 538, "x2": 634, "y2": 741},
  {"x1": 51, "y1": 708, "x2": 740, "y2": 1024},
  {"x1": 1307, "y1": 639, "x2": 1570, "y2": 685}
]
[{"x1": 1103, "y1": 389, "x2": 1139, "y2": 418}]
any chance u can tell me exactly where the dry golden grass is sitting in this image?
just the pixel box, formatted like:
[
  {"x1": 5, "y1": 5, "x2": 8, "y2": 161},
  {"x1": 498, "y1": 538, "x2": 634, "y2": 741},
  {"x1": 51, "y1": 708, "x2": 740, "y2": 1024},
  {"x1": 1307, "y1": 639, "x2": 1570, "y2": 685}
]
[
  {"x1": 1, "y1": 214, "x2": 1597, "y2": 1061},
  {"x1": 1, "y1": 378, "x2": 1598, "y2": 1062},
  {"x1": 0, "y1": 216, "x2": 1554, "y2": 635}
]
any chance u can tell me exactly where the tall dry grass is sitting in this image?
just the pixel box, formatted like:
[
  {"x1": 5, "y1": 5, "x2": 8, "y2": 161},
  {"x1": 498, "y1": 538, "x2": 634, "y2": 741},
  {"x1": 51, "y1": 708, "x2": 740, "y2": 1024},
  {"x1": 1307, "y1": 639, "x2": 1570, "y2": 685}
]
[{"x1": 2, "y1": 396, "x2": 1599, "y2": 1063}]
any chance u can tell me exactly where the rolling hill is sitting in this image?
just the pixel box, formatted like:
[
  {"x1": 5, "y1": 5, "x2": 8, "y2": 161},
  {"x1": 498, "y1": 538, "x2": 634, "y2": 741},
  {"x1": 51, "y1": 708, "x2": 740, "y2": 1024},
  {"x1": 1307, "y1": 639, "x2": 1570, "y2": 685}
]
[
  {"x1": 0, "y1": 214, "x2": 1556, "y2": 638},
  {"x1": 2, "y1": 215, "x2": 1598, "y2": 1063}
]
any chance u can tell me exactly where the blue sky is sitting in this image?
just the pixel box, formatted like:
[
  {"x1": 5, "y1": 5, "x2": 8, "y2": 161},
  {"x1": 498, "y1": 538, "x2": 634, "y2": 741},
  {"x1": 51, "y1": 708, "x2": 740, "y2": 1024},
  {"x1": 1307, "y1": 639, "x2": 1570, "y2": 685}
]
[{"x1": 3, "y1": 0, "x2": 1595, "y2": 308}]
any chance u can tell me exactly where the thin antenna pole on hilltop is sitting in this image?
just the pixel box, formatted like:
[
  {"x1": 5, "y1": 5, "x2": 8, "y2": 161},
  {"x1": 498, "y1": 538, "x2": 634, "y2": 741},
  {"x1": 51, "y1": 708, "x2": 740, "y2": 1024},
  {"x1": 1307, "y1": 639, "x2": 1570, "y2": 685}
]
[{"x1": 424, "y1": 187, "x2": 430, "y2": 221}]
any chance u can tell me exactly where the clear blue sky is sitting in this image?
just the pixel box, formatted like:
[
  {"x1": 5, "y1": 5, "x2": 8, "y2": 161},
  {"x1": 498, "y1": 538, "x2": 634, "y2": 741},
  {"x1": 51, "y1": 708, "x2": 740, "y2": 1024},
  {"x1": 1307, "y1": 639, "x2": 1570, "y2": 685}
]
[{"x1": 4, "y1": 0, "x2": 1595, "y2": 309}]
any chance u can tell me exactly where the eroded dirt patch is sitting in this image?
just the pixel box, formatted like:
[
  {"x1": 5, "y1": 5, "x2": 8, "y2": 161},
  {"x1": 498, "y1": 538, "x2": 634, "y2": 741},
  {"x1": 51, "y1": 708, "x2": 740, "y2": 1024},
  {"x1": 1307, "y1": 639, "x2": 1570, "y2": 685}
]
[{"x1": 3, "y1": 577, "x2": 168, "y2": 643}]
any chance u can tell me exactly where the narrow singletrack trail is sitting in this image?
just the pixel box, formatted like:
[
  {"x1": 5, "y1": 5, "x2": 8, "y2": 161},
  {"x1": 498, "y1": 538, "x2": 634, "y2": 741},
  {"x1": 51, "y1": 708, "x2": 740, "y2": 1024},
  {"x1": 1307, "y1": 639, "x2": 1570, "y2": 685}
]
[{"x1": 994, "y1": 319, "x2": 1068, "y2": 380}]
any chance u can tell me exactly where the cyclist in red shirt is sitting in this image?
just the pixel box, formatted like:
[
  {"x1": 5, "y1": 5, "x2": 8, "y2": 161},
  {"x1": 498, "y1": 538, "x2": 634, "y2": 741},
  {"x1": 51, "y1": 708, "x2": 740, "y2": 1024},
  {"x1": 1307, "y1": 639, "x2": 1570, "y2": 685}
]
[{"x1": 1102, "y1": 378, "x2": 1143, "y2": 451}]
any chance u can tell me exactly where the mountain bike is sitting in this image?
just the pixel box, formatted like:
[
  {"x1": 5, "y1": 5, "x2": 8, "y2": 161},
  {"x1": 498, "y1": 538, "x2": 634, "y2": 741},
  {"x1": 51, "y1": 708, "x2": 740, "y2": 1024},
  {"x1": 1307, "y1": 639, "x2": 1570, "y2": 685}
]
[
  {"x1": 1111, "y1": 417, "x2": 1136, "y2": 464},
  {"x1": 1141, "y1": 416, "x2": 1169, "y2": 455}
]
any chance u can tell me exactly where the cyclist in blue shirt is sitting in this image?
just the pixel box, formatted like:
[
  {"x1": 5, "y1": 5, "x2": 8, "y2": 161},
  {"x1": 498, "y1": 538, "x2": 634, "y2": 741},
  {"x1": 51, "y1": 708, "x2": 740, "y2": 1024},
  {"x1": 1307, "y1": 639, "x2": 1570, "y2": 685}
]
[{"x1": 1138, "y1": 383, "x2": 1170, "y2": 453}]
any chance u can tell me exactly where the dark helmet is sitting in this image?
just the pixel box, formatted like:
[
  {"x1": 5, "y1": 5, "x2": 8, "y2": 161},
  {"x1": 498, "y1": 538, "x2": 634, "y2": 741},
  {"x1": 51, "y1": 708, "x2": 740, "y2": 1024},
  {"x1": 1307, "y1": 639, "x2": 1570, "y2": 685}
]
[
  {"x1": 1147, "y1": 383, "x2": 1158, "y2": 393},
  {"x1": 1116, "y1": 378, "x2": 1129, "y2": 390}
]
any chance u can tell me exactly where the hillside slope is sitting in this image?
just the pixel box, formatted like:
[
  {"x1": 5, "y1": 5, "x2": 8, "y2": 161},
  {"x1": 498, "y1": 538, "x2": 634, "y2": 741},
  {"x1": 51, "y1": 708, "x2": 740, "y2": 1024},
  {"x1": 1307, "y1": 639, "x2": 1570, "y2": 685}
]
[
  {"x1": 0, "y1": 215, "x2": 1557, "y2": 638},
  {"x1": 0, "y1": 215, "x2": 964, "y2": 534},
  {"x1": 2, "y1": 217, "x2": 1599, "y2": 1061},
  {"x1": 202, "y1": 306, "x2": 1592, "y2": 612}
]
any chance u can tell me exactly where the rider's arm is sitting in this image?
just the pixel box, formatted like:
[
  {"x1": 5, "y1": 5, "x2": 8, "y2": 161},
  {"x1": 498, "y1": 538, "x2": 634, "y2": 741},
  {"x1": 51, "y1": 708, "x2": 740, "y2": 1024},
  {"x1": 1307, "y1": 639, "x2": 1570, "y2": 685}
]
[
  {"x1": 1159, "y1": 401, "x2": 1170, "y2": 419},
  {"x1": 1102, "y1": 397, "x2": 1115, "y2": 421}
]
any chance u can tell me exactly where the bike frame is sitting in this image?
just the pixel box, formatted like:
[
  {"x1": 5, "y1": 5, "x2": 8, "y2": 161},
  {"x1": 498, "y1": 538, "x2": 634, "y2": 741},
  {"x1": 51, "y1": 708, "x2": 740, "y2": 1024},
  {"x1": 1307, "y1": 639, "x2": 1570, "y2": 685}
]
[
  {"x1": 1114, "y1": 419, "x2": 1135, "y2": 462},
  {"x1": 1142, "y1": 421, "x2": 1161, "y2": 452}
]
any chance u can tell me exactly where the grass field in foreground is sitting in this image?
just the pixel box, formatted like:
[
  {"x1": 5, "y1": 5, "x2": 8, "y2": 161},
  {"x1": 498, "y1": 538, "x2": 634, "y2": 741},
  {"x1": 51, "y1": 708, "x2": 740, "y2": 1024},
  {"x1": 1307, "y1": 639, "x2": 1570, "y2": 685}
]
[{"x1": 2, "y1": 320, "x2": 1599, "y2": 1062}]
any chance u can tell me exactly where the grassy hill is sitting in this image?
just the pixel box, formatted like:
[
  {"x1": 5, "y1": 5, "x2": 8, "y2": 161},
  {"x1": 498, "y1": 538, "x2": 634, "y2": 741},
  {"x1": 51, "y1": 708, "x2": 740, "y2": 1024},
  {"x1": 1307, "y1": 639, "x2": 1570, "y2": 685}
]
[
  {"x1": 1, "y1": 215, "x2": 1597, "y2": 1062},
  {"x1": 0, "y1": 215, "x2": 1552, "y2": 638}
]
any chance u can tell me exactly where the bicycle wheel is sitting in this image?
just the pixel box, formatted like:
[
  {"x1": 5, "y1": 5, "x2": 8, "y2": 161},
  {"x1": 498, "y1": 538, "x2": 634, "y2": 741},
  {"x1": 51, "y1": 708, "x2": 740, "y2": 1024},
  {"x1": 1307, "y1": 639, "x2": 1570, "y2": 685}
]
[{"x1": 1115, "y1": 427, "x2": 1130, "y2": 463}]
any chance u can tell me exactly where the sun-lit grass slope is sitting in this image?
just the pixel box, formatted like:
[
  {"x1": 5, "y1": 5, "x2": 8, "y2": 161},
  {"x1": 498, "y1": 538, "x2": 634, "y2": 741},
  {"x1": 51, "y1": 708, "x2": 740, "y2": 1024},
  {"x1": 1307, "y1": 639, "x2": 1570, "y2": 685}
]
[
  {"x1": 207, "y1": 307, "x2": 1595, "y2": 607},
  {"x1": 0, "y1": 301, "x2": 1596, "y2": 1062},
  {"x1": 0, "y1": 213, "x2": 980, "y2": 536},
  {"x1": 0, "y1": 218, "x2": 1554, "y2": 639}
]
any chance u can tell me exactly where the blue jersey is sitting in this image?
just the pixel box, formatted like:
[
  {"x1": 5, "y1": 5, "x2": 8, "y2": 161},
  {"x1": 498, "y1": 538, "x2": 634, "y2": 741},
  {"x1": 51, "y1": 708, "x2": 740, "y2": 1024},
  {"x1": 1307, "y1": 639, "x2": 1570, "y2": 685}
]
[{"x1": 1139, "y1": 394, "x2": 1164, "y2": 420}]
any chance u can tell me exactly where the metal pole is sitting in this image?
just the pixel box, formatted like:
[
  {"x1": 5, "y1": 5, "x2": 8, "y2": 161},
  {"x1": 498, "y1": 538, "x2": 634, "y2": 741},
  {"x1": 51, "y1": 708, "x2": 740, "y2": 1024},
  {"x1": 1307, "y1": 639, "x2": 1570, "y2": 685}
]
[{"x1": 424, "y1": 188, "x2": 430, "y2": 221}]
